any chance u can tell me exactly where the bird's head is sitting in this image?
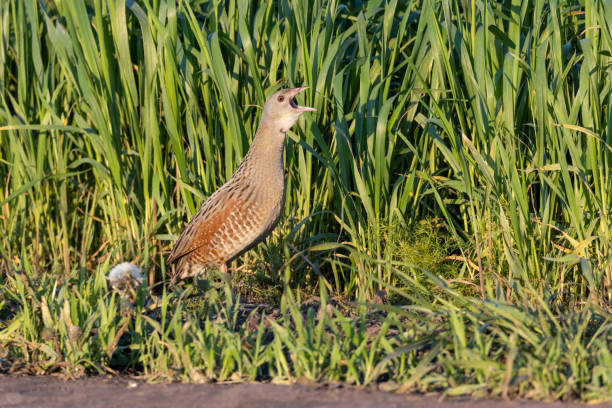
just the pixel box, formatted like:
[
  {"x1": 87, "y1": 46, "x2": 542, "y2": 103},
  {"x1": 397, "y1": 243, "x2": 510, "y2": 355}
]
[{"x1": 261, "y1": 86, "x2": 316, "y2": 133}]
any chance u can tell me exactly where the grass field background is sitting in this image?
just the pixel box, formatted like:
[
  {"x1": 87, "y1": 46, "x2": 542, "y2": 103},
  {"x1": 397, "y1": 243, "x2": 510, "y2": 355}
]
[{"x1": 0, "y1": 0, "x2": 611, "y2": 401}]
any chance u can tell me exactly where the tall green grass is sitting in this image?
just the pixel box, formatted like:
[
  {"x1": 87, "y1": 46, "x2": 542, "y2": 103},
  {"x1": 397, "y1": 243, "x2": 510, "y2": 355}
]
[
  {"x1": 1, "y1": 0, "x2": 610, "y2": 304},
  {"x1": 0, "y1": 0, "x2": 611, "y2": 400}
]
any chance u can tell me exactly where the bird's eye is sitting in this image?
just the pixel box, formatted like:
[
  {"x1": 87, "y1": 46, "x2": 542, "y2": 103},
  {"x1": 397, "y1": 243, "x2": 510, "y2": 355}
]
[{"x1": 277, "y1": 95, "x2": 285, "y2": 102}]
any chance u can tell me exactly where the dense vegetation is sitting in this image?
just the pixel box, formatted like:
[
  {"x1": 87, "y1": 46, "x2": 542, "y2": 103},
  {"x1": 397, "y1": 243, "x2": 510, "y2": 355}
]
[{"x1": 0, "y1": 0, "x2": 610, "y2": 401}]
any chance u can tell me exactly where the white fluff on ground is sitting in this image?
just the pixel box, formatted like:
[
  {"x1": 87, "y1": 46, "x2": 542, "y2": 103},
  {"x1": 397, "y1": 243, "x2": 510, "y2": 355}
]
[{"x1": 107, "y1": 262, "x2": 144, "y2": 285}]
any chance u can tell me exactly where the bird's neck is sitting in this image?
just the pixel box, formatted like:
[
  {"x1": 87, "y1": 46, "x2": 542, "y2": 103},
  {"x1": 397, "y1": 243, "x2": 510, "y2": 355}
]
[
  {"x1": 248, "y1": 121, "x2": 286, "y2": 173},
  {"x1": 233, "y1": 121, "x2": 286, "y2": 188}
]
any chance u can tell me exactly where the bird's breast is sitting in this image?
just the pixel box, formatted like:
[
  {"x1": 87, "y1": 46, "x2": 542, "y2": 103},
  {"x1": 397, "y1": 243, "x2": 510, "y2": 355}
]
[{"x1": 256, "y1": 168, "x2": 285, "y2": 223}]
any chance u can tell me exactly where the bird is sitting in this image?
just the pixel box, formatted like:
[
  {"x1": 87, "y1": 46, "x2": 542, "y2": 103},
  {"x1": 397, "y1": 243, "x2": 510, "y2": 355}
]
[{"x1": 167, "y1": 86, "x2": 315, "y2": 292}]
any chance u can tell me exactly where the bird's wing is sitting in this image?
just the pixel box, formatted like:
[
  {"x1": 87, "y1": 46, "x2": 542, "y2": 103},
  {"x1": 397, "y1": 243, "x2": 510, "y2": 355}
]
[{"x1": 167, "y1": 188, "x2": 237, "y2": 264}]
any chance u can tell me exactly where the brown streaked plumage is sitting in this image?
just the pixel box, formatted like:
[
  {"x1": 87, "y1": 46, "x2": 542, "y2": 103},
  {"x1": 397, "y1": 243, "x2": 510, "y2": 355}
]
[{"x1": 168, "y1": 86, "x2": 315, "y2": 283}]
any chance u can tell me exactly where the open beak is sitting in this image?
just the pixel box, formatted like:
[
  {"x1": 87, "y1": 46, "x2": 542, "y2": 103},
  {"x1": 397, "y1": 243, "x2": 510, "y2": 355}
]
[{"x1": 288, "y1": 86, "x2": 316, "y2": 112}]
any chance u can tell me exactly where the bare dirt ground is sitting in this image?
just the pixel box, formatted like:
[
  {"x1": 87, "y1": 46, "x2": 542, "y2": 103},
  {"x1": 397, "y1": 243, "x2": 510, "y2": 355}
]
[{"x1": 0, "y1": 375, "x2": 607, "y2": 408}]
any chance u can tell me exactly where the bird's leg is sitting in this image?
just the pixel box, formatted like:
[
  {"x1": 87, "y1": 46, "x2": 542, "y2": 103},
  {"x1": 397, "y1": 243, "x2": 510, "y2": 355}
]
[{"x1": 219, "y1": 263, "x2": 235, "y2": 305}]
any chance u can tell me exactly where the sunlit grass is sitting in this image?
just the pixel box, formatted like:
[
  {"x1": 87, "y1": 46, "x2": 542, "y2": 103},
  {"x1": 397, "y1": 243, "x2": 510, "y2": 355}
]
[
  {"x1": 1, "y1": 265, "x2": 609, "y2": 400},
  {"x1": 0, "y1": 0, "x2": 611, "y2": 401}
]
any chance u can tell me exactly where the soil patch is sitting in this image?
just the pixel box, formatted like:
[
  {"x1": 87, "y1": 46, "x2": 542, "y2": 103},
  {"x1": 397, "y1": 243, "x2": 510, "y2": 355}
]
[{"x1": 0, "y1": 375, "x2": 602, "y2": 408}]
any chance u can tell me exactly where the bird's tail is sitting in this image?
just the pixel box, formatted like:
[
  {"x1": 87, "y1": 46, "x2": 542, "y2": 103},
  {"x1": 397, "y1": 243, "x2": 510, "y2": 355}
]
[{"x1": 172, "y1": 258, "x2": 208, "y2": 283}]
